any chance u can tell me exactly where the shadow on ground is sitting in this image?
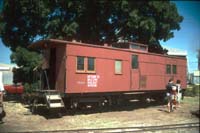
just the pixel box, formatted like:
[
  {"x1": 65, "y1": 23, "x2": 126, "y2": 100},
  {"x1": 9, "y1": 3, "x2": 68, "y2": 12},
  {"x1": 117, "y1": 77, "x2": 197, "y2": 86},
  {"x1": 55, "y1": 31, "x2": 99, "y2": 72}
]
[
  {"x1": 31, "y1": 100, "x2": 166, "y2": 119},
  {"x1": 4, "y1": 95, "x2": 167, "y2": 119},
  {"x1": 191, "y1": 110, "x2": 200, "y2": 118}
]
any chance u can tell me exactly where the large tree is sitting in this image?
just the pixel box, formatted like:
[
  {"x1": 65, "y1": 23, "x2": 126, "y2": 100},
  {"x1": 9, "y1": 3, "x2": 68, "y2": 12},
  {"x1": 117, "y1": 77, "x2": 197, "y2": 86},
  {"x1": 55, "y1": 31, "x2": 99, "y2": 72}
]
[
  {"x1": 1, "y1": 0, "x2": 183, "y2": 51},
  {"x1": 0, "y1": 0, "x2": 183, "y2": 84}
]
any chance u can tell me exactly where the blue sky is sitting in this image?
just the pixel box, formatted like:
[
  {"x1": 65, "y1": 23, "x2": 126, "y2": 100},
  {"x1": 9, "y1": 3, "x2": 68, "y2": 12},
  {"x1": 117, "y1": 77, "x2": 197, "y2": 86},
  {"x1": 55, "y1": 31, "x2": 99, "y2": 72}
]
[
  {"x1": 0, "y1": 1, "x2": 200, "y2": 73},
  {"x1": 161, "y1": 1, "x2": 200, "y2": 73}
]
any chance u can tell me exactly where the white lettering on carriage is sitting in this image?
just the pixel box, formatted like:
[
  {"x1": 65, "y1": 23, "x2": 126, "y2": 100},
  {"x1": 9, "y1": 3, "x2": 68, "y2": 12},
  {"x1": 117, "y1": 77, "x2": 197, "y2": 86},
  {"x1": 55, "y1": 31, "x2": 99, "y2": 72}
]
[{"x1": 87, "y1": 75, "x2": 100, "y2": 87}]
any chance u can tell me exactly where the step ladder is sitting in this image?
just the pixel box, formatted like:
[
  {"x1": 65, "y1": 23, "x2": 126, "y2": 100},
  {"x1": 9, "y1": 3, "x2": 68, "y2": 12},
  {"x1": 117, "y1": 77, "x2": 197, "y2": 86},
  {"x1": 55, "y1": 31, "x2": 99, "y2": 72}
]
[{"x1": 45, "y1": 92, "x2": 65, "y2": 109}]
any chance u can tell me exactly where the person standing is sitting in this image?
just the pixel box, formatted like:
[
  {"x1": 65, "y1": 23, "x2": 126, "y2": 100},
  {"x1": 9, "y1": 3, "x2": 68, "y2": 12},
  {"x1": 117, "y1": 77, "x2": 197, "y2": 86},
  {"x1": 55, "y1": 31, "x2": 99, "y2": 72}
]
[
  {"x1": 0, "y1": 71, "x2": 4, "y2": 104},
  {"x1": 166, "y1": 78, "x2": 174, "y2": 113},
  {"x1": 0, "y1": 71, "x2": 6, "y2": 123},
  {"x1": 176, "y1": 80, "x2": 182, "y2": 107}
]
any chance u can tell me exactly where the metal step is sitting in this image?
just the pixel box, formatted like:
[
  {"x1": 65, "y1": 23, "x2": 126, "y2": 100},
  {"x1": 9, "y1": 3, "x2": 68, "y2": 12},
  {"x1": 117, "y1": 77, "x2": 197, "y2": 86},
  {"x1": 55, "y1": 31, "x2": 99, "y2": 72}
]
[
  {"x1": 46, "y1": 95, "x2": 62, "y2": 100},
  {"x1": 45, "y1": 94, "x2": 65, "y2": 109},
  {"x1": 49, "y1": 103, "x2": 64, "y2": 108}
]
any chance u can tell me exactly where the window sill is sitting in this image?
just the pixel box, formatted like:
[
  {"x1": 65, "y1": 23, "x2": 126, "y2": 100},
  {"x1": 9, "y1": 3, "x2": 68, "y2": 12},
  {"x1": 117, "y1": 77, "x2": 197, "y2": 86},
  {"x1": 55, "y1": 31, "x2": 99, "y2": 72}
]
[
  {"x1": 115, "y1": 73, "x2": 123, "y2": 75},
  {"x1": 76, "y1": 71, "x2": 96, "y2": 74},
  {"x1": 87, "y1": 71, "x2": 96, "y2": 74}
]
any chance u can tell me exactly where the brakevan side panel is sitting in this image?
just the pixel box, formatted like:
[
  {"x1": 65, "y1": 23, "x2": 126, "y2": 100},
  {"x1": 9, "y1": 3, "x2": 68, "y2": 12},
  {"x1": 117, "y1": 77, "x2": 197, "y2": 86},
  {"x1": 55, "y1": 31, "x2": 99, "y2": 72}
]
[
  {"x1": 165, "y1": 56, "x2": 187, "y2": 89},
  {"x1": 177, "y1": 58, "x2": 187, "y2": 88},
  {"x1": 66, "y1": 43, "x2": 131, "y2": 93},
  {"x1": 65, "y1": 43, "x2": 187, "y2": 93},
  {"x1": 139, "y1": 53, "x2": 167, "y2": 90},
  {"x1": 170, "y1": 58, "x2": 187, "y2": 89},
  {"x1": 139, "y1": 53, "x2": 187, "y2": 90},
  {"x1": 130, "y1": 53, "x2": 140, "y2": 90}
]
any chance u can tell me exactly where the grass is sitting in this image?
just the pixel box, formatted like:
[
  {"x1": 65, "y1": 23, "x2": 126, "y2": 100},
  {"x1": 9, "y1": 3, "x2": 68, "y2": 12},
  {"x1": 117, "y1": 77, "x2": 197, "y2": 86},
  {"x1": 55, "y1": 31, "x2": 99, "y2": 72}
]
[
  {"x1": 183, "y1": 85, "x2": 199, "y2": 106},
  {"x1": 184, "y1": 85, "x2": 200, "y2": 97},
  {"x1": 182, "y1": 96, "x2": 199, "y2": 105}
]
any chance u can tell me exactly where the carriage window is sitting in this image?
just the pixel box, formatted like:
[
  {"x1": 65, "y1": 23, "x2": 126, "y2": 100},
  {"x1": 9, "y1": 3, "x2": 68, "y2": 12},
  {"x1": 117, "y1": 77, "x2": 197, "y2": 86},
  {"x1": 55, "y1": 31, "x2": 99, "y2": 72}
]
[
  {"x1": 173, "y1": 65, "x2": 177, "y2": 74},
  {"x1": 77, "y1": 56, "x2": 85, "y2": 71},
  {"x1": 77, "y1": 56, "x2": 96, "y2": 73},
  {"x1": 88, "y1": 57, "x2": 95, "y2": 72},
  {"x1": 166, "y1": 64, "x2": 171, "y2": 74},
  {"x1": 115, "y1": 60, "x2": 122, "y2": 74},
  {"x1": 132, "y1": 55, "x2": 138, "y2": 69}
]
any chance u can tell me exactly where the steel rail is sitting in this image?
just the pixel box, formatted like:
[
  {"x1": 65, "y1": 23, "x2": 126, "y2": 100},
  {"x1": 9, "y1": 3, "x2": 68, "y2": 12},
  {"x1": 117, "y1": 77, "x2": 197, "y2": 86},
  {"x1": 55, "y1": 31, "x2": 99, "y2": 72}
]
[{"x1": 6, "y1": 122, "x2": 200, "y2": 133}]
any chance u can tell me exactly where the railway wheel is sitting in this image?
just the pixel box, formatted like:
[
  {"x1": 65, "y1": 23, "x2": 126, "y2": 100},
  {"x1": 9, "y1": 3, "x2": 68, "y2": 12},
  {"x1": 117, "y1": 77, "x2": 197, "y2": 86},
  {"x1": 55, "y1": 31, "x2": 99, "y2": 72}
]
[
  {"x1": 138, "y1": 96, "x2": 147, "y2": 103},
  {"x1": 152, "y1": 93, "x2": 165, "y2": 104}
]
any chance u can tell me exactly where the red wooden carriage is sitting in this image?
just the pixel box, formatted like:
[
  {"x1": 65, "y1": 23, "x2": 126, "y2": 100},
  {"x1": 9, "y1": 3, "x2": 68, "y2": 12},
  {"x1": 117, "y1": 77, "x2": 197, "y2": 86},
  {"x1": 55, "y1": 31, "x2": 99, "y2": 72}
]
[{"x1": 29, "y1": 39, "x2": 187, "y2": 108}]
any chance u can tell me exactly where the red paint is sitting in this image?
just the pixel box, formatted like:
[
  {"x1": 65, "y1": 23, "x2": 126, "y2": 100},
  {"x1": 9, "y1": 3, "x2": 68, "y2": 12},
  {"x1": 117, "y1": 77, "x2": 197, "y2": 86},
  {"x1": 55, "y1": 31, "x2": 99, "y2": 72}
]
[
  {"x1": 4, "y1": 84, "x2": 24, "y2": 94},
  {"x1": 30, "y1": 39, "x2": 187, "y2": 94}
]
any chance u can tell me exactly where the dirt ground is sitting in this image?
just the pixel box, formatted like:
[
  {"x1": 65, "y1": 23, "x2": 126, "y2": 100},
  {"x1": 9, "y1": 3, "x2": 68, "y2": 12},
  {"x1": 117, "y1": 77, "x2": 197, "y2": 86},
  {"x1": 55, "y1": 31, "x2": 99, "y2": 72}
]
[{"x1": 0, "y1": 96, "x2": 199, "y2": 132}]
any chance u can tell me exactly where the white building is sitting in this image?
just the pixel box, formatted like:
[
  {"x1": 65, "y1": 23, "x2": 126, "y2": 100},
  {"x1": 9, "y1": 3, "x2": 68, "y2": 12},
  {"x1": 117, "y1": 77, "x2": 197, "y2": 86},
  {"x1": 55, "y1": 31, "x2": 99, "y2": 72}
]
[
  {"x1": 0, "y1": 63, "x2": 17, "y2": 85},
  {"x1": 192, "y1": 70, "x2": 200, "y2": 85},
  {"x1": 165, "y1": 47, "x2": 188, "y2": 57}
]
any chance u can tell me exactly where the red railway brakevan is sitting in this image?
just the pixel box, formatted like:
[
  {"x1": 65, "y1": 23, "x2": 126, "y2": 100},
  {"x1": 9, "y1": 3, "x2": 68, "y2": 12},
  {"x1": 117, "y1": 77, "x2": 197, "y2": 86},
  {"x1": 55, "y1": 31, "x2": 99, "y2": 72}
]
[{"x1": 29, "y1": 39, "x2": 187, "y2": 107}]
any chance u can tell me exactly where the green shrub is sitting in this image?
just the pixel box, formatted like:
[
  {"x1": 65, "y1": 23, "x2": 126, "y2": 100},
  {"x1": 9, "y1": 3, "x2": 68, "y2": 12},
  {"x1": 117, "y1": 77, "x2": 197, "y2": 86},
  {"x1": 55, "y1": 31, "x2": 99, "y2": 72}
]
[
  {"x1": 193, "y1": 85, "x2": 200, "y2": 96},
  {"x1": 185, "y1": 85, "x2": 200, "y2": 97},
  {"x1": 24, "y1": 81, "x2": 40, "y2": 93}
]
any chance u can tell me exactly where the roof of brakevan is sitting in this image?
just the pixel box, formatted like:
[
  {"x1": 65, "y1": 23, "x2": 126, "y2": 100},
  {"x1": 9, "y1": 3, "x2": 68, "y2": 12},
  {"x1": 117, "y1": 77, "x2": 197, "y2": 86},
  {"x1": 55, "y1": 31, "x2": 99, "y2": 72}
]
[
  {"x1": 28, "y1": 39, "x2": 70, "y2": 49},
  {"x1": 29, "y1": 39, "x2": 147, "y2": 47},
  {"x1": 29, "y1": 39, "x2": 148, "y2": 52},
  {"x1": 29, "y1": 39, "x2": 186, "y2": 60}
]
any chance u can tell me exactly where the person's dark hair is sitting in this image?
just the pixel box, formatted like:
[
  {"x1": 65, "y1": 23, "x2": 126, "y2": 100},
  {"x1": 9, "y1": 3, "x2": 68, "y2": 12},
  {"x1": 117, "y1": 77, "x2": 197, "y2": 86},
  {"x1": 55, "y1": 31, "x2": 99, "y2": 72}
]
[
  {"x1": 176, "y1": 79, "x2": 181, "y2": 84},
  {"x1": 169, "y1": 78, "x2": 173, "y2": 82}
]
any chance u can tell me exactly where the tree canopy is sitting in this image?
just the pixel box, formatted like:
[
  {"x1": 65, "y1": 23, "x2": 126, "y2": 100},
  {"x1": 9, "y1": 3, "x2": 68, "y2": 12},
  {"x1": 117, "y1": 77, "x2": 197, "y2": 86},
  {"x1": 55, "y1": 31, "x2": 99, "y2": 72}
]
[
  {"x1": 11, "y1": 47, "x2": 41, "y2": 84},
  {"x1": 1, "y1": 0, "x2": 183, "y2": 52},
  {"x1": 0, "y1": 0, "x2": 183, "y2": 84}
]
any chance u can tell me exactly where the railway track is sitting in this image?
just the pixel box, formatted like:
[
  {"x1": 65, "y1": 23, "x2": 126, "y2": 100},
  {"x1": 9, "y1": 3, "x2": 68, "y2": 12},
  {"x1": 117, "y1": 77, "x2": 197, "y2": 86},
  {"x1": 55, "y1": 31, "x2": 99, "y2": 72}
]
[{"x1": 12, "y1": 122, "x2": 199, "y2": 133}]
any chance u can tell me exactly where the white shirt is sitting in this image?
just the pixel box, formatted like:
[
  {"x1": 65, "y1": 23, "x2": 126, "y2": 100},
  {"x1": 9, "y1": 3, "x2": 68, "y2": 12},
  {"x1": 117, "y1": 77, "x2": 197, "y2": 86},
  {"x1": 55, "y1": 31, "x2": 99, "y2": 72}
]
[
  {"x1": 0, "y1": 71, "x2": 5, "y2": 91},
  {"x1": 176, "y1": 84, "x2": 181, "y2": 95}
]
